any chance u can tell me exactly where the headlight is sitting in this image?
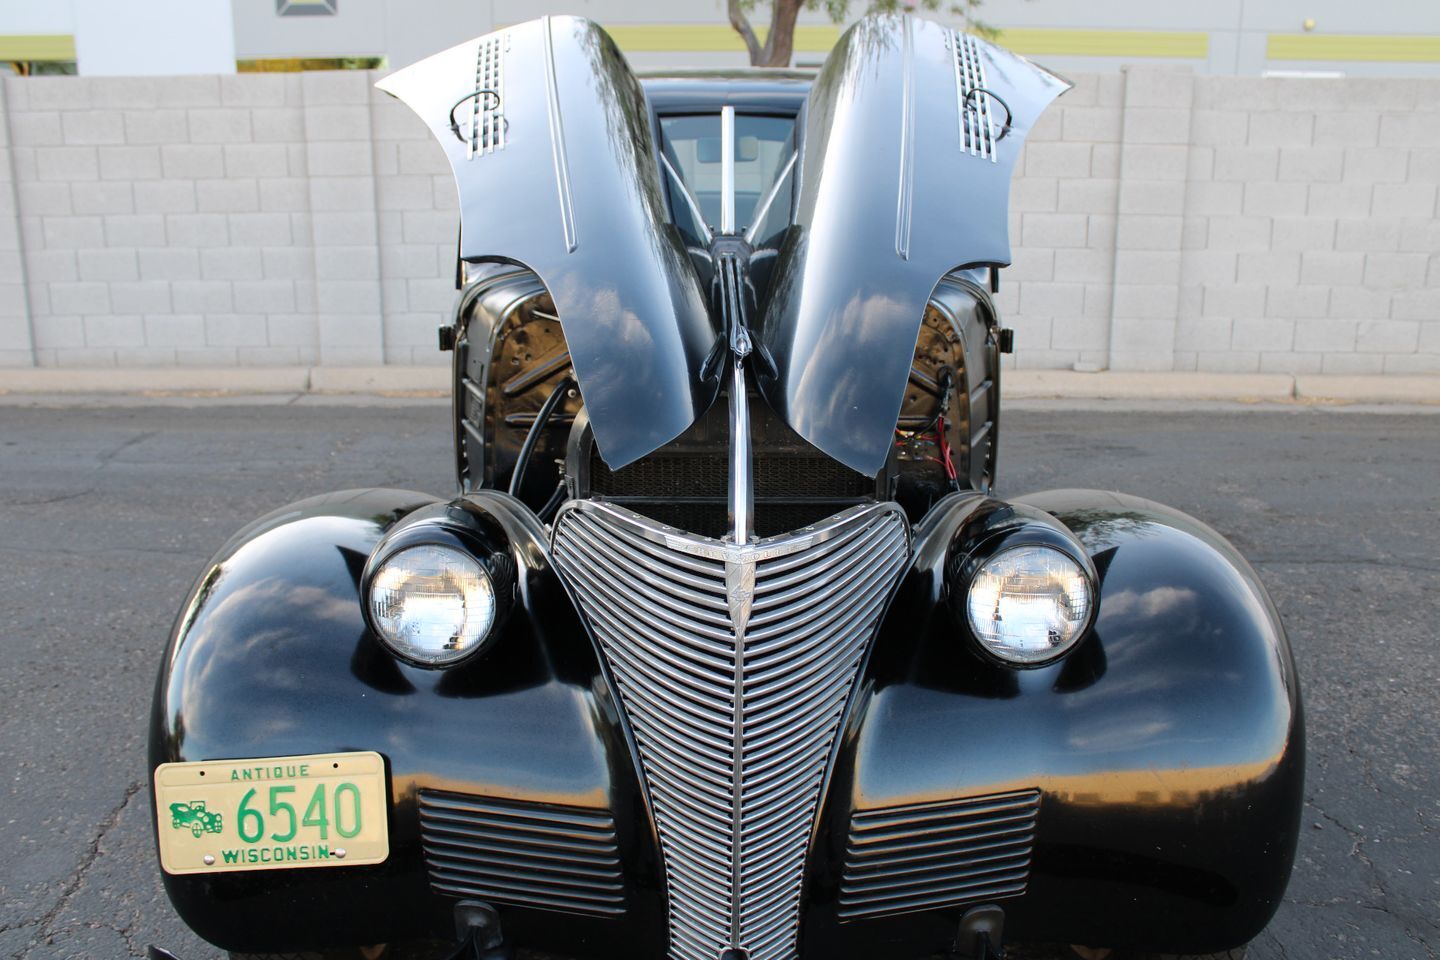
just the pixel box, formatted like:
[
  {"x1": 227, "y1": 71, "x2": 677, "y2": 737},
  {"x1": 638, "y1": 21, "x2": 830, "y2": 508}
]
[
  {"x1": 965, "y1": 545, "x2": 1093, "y2": 665},
  {"x1": 368, "y1": 544, "x2": 496, "y2": 666}
]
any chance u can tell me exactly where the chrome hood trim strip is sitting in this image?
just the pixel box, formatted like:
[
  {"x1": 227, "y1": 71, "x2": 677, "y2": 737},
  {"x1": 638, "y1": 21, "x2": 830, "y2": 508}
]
[{"x1": 552, "y1": 501, "x2": 912, "y2": 959}]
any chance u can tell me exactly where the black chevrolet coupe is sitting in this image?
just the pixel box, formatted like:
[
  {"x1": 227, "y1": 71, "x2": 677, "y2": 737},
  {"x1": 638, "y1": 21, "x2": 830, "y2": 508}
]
[{"x1": 148, "y1": 15, "x2": 1303, "y2": 960}]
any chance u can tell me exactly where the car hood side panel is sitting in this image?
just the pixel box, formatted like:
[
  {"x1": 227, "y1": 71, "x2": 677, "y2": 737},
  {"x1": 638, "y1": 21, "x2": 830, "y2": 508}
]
[
  {"x1": 756, "y1": 16, "x2": 1069, "y2": 475},
  {"x1": 377, "y1": 16, "x2": 718, "y2": 469}
]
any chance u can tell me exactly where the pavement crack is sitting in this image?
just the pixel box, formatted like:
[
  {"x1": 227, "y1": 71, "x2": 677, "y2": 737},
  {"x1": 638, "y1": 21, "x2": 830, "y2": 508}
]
[
  {"x1": 10, "y1": 488, "x2": 96, "y2": 507},
  {"x1": 1260, "y1": 928, "x2": 1290, "y2": 960},
  {"x1": 29, "y1": 780, "x2": 144, "y2": 950},
  {"x1": 95, "y1": 430, "x2": 156, "y2": 467},
  {"x1": 0, "y1": 544, "x2": 200, "y2": 559}
]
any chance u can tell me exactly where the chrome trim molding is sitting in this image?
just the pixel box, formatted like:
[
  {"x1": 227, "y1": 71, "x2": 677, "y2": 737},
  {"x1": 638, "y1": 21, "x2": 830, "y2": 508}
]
[
  {"x1": 540, "y1": 16, "x2": 578, "y2": 252},
  {"x1": 727, "y1": 356, "x2": 754, "y2": 545},
  {"x1": 894, "y1": 16, "x2": 915, "y2": 260},
  {"x1": 744, "y1": 151, "x2": 796, "y2": 245},
  {"x1": 662, "y1": 152, "x2": 715, "y2": 243},
  {"x1": 720, "y1": 105, "x2": 737, "y2": 235},
  {"x1": 552, "y1": 501, "x2": 912, "y2": 960}
]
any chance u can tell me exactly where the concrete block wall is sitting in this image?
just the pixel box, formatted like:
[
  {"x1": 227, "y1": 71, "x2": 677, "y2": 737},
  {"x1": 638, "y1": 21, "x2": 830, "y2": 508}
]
[
  {"x1": 1, "y1": 67, "x2": 1438, "y2": 375},
  {"x1": 1, "y1": 70, "x2": 453, "y2": 368},
  {"x1": 1004, "y1": 67, "x2": 1440, "y2": 375}
]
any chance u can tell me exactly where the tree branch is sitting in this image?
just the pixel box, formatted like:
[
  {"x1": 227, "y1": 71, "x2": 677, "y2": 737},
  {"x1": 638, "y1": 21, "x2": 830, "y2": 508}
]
[
  {"x1": 761, "y1": 0, "x2": 805, "y2": 67},
  {"x1": 727, "y1": 0, "x2": 765, "y2": 65}
]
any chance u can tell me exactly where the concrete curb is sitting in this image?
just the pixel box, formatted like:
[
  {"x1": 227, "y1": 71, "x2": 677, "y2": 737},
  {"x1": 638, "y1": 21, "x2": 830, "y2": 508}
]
[
  {"x1": 308, "y1": 366, "x2": 449, "y2": 394},
  {"x1": 0, "y1": 366, "x2": 1436, "y2": 404},
  {"x1": 1293, "y1": 375, "x2": 1440, "y2": 404},
  {"x1": 1004, "y1": 370, "x2": 1297, "y2": 401},
  {"x1": 0, "y1": 366, "x2": 314, "y2": 394}
]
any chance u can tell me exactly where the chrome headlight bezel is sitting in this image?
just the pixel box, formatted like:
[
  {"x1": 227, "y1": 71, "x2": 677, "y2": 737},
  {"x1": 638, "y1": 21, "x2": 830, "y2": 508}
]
[
  {"x1": 948, "y1": 523, "x2": 1098, "y2": 668},
  {"x1": 361, "y1": 520, "x2": 514, "y2": 669}
]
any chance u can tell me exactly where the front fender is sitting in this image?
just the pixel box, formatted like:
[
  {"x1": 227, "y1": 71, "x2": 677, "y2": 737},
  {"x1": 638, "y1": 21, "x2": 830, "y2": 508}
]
[
  {"x1": 806, "y1": 489, "x2": 1304, "y2": 956},
  {"x1": 148, "y1": 488, "x2": 664, "y2": 956}
]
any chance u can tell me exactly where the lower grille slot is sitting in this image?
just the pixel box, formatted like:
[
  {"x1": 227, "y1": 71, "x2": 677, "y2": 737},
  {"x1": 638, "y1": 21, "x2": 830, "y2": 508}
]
[
  {"x1": 838, "y1": 789, "x2": 1040, "y2": 921},
  {"x1": 419, "y1": 790, "x2": 626, "y2": 917}
]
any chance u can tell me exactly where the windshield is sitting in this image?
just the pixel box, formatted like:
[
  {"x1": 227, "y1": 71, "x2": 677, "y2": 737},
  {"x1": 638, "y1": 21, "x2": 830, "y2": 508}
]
[{"x1": 659, "y1": 113, "x2": 796, "y2": 244}]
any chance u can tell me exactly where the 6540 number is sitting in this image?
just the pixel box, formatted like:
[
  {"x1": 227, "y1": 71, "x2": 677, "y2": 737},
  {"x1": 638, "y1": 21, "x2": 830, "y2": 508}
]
[{"x1": 236, "y1": 783, "x2": 363, "y2": 844}]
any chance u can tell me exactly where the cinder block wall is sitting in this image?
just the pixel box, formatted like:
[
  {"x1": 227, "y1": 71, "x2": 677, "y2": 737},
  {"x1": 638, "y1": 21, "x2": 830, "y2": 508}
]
[
  {"x1": 1003, "y1": 68, "x2": 1440, "y2": 375},
  {"x1": 0, "y1": 71, "x2": 455, "y2": 368},
  {"x1": 1, "y1": 67, "x2": 1437, "y2": 375}
]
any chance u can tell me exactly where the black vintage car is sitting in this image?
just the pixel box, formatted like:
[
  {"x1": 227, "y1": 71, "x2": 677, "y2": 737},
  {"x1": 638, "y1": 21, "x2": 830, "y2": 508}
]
[{"x1": 148, "y1": 14, "x2": 1303, "y2": 960}]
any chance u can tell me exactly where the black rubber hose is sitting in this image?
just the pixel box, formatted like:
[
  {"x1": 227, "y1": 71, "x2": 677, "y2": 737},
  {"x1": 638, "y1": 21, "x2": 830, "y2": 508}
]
[
  {"x1": 537, "y1": 482, "x2": 568, "y2": 523},
  {"x1": 508, "y1": 376, "x2": 575, "y2": 499}
]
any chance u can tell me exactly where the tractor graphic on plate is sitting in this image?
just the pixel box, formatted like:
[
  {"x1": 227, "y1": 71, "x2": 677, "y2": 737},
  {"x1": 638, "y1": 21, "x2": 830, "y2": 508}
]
[{"x1": 169, "y1": 801, "x2": 223, "y2": 838}]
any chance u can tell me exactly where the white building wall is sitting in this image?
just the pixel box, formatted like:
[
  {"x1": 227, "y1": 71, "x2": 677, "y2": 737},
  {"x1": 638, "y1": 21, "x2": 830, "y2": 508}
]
[
  {"x1": 1, "y1": 66, "x2": 1438, "y2": 375},
  {"x1": 0, "y1": 0, "x2": 75, "y2": 35},
  {"x1": 222, "y1": 0, "x2": 1440, "y2": 77},
  {"x1": 71, "y1": 0, "x2": 235, "y2": 76},
  {"x1": 11, "y1": 0, "x2": 1440, "y2": 77}
]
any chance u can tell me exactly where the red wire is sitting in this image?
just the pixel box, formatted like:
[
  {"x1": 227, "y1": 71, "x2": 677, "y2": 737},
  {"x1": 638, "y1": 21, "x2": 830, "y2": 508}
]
[
  {"x1": 937, "y1": 413, "x2": 957, "y2": 482},
  {"x1": 897, "y1": 413, "x2": 957, "y2": 482}
]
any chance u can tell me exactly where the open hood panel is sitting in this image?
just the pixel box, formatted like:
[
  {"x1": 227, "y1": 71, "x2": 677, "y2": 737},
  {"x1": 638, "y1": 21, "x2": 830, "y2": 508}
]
[
  {"x1": 755, "y1": 16, "x2": 1070, "y2": 475},
  {"x1": 377, "y1": 16, "x2": 717, "y2": 469}
]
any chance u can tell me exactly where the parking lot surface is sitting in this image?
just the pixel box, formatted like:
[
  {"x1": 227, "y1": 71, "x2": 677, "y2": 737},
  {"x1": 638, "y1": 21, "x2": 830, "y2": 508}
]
[{"x1": 0, "y1": 400, "x2": 1435, "y2": 960}]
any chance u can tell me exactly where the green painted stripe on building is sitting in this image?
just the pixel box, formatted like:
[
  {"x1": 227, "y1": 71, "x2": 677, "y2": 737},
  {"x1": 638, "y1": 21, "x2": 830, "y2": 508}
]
[
  {"x1": 600, "y1": 24, "x2": 1207, "y2": 59},
  {"x1": 602, "y1": 24, "x2": 841, "y2": 53},
  {"x1": 995, "y1": 28, "x2": 1208, "y2": 59},
  {"x1": 0, "y1": 34, "x2": 76, "y2": 61},
  {"x1": 1268, "y1": 33, "x2": 1440, "y2": 62}
]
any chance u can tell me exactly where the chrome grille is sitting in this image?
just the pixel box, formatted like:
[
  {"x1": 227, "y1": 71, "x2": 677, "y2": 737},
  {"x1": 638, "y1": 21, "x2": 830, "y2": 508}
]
[
  {"x1": 419, "y1": 790, "x2": 625, "y2": 916},
  {"x1": 838, "y1": 789, "x2": 1040, "y2": 921},
  {"x1": 552, "y1": 501, "x2": 911, "y2": 960}
]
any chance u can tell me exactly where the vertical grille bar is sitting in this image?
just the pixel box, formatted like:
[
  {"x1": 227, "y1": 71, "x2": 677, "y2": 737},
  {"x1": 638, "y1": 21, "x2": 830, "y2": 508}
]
[{"x1": 553, "y1": 501, "x2": 910, "y2": 960}]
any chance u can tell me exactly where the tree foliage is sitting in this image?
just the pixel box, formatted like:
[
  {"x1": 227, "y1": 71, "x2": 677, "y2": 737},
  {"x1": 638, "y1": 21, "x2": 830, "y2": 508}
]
[{"x1": 726, "y1": 0, "x2": 994, "y2": 67}]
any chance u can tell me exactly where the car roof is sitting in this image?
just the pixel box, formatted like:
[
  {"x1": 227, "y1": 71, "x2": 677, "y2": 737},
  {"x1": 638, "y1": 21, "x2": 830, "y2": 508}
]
[{"x1": 640, "y1": 70, "x2": 812, "y2": 115}]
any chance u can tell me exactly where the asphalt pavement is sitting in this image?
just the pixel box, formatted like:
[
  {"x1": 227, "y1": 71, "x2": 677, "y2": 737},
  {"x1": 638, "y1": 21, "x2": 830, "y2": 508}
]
[{"x1": 0, "y1": 398, "x2": 1435, "y2": 960}]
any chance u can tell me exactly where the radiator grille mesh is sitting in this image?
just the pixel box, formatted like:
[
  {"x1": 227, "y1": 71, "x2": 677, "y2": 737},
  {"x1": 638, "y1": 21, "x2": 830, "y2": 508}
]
[
  {"x1": 419, "y1": 790, "x2": 625, "y2": 917},
  {"x1": 838, "y1": 789, "x2": 1040, "y2": 921},
  {"x1": 552, "y1": 501, "x2": 911, "y2": 960}
]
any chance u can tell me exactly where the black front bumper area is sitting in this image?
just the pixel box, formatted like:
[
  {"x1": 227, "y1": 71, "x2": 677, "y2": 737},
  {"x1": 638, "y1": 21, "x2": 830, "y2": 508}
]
[{"x1": 151, "y1": 488, "x2": 1302, "y2": 959}]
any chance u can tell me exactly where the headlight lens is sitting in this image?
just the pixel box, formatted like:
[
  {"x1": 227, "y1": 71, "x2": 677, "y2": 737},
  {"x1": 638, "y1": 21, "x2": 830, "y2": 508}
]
[
  {"x1": 965, "y1": 545, "x2": 1092, "y2": 664},
  {"x1": 368, "y1": 544, "x2": 496, "y2": 665}
]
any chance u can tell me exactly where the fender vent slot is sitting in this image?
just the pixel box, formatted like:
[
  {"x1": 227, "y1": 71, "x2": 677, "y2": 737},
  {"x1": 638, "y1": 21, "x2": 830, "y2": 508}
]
[
  {"x1": 838, "y1": 789, "x2": 1040, "y2": 921},
  {"x1": 949, "y1": 31, "x2": 999, "y2": 162},
  {"x1": 419, "y1": 790, "x2": 626, "y2": 917},
  {"x1": 466, "y1": 34, "x2": 506, "y2": 157}
]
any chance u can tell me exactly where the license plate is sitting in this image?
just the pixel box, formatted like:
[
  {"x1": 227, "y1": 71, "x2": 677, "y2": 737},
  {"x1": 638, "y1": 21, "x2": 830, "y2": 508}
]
[{"x1": 154, "y1": 751, "x2": 389, "y2": 875}]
